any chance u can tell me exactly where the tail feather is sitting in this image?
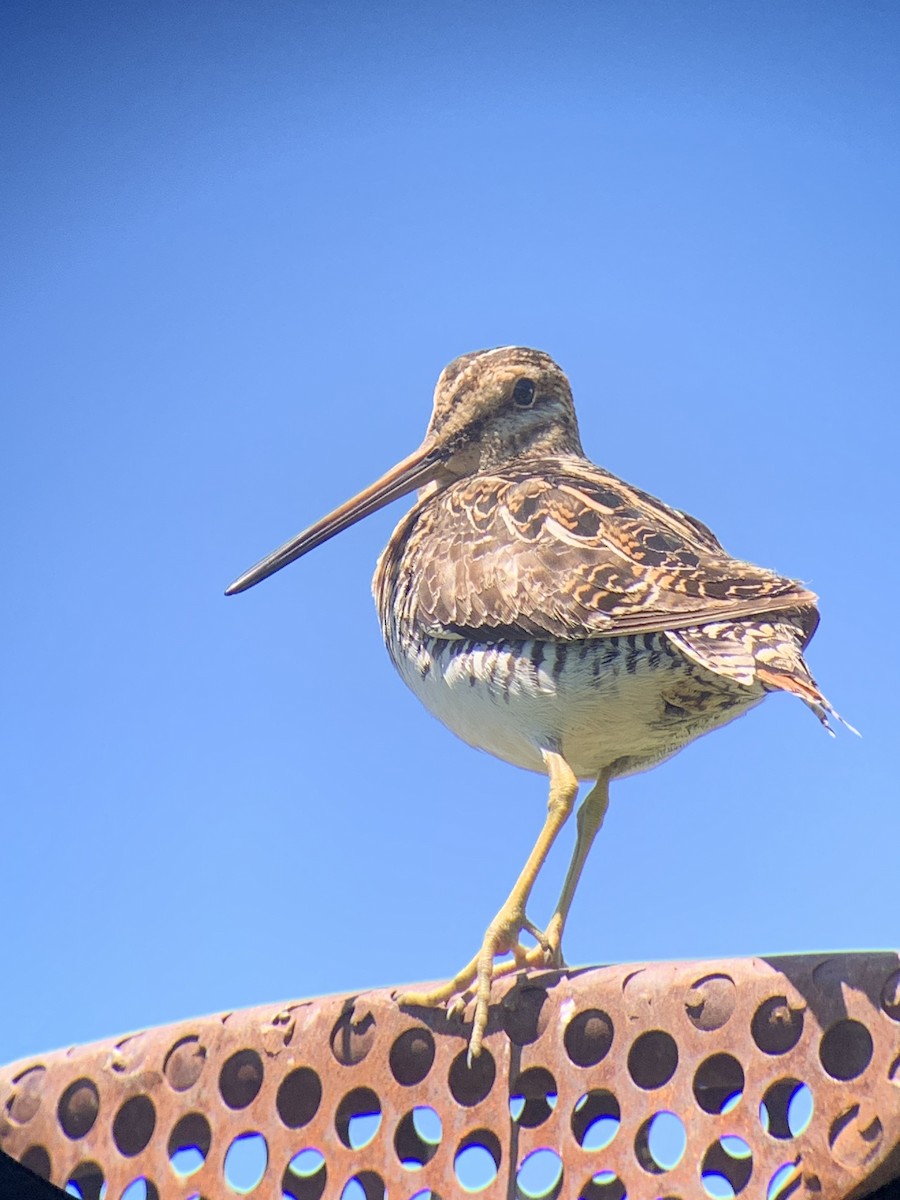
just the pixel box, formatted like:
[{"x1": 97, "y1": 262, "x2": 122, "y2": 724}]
[
  {"x1": 666, "y1": 616, "x2": 858, "y2": 737},
  {"x1": 755, "y1": 665, "x2": 858, "y2": 737}
]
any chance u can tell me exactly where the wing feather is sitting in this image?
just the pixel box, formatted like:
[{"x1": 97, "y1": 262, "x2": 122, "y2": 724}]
[{"x1": 377, "y1": 457, "x2": 818, "y2": 644}]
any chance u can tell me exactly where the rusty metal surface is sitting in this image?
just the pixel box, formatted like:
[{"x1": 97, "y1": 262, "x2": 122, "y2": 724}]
[{"x1": 2, "y1": 953, "x2": 899, "y2": 1200}]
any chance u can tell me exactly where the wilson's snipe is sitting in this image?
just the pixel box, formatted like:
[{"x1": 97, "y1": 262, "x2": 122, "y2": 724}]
[{"x1": 227, "y1": 347, "x2": 844, "y2": 1056}]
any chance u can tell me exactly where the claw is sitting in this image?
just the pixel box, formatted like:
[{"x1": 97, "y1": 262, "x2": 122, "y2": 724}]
[
  {"x1": 397, "y1": 912, "x2": 559, "y2": 1057},
  {"x1": 447, "y1": 992, "x2": 469, "y2": 1021}
]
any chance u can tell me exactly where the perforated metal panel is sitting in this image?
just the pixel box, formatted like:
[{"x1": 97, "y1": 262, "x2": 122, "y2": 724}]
[{"x1": 2, "y1": 953, "x2": 899, "y2": 1199}]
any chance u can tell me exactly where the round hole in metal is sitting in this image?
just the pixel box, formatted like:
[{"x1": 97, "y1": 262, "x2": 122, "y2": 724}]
[
  {"x1": 276, "y1": 1066, "x2": 322, "y2": 1129},
  {"x1": 564, "y1": 1008, "x2": 613, "y2": 1067},
  {"x1": 121, "y1": 1180, "x2": 160, "y2": 1200},
  {"x1": 693, "y1": 1053, "x2": 744, "y2": 1115},
  {"x1": 751, "y1": 997, "x2": 803, "y2": 1056},
  {"x1": 819, "y1": 1019, "x2": 873, "y2": 1081},
  {"x1": 516, "y1": 1148, "x2": 562, "y2": 1199},
  {"x1": 21, "y1": 1145, "x2": 51, "y2": 1181},
  {"x1": 223, "y1": 1131, "x2": 267, "y2": 1194},
  {"x1": 509, "y1": 1066, "x2": 557, "y2": 1127},
  {"x1": 395, "y1": 1105, "x2": 442, "y2": 1169},
  {"x1": 502, "y1": 984, "x2": 550, "y2": 1045},
  {"x1": 635, "y1": 1110, "x2": 686, "y2": 1173},
  {"x1": 6, "y1": 1065, "x2": 46, "y2": 1124},
  {"x1": 218, "y1": 1048, "x2": 263, "y2": 1109},
  {"x1": 389, "y1": 1026, "x2": 435, "y2": 1086},
  {"x1": 685, "y1": 974, "x2": 736, "y2": 1032},
  {"x1": 57, "y1": 1078, "x2": 100, "y2": 1140},
  {"x1": 340, "y1": 1172, "x2": 385, "y2": 1200},
  {"x1": 759, "y1": 1079, "x2": 813, "y2": 1139},
  {"x1": 167, "y1": 1112, "x2": 211, "y2": 1177},
  {"x1": 571, "y1": 1090, "x2": 620, "y2": 1151},
  {"x1": 163, "y1": 1036, "x2": 206, "y2": 1092},
  {"x1": 627, "y1": 1029, "x2": 678, "y2": 1089},
  {"x1": 701, "y1": 1136, "x2": 752, "y2": 1197},
  {"x1": 112, "y1": 1094, "x2": 156, "y2": 1158},
  {"x1": 454, "y1": 1129, "x2": 501, "y2": 1192},
  {"x1": 449, "y1": 1046, "x2": 495, "y2": 1106},
  {"x1": 64, "y1": 1160, "x2": 105, "y2": 1200},
  {"x1": 579, "y1": 1172, "x2": 626, "y2": 1200},
  {"x1": 335, "y1": 1086, "x2": 382, "y2": 1150},
  {"x1": 330, "y1": 1005, "x2": 376, "y2": 1066},
  {"x1": 282, "y1": 1148, "x2": 326, "y2": 1200}
]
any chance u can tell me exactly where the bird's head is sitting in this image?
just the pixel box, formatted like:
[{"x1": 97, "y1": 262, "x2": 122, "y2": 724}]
[
  {"x1": 226, "y1": 346, "x2": 582, "y2": 595},
  {"x1": 425, "y1": 346, "x2": 583, "y2": 478}
]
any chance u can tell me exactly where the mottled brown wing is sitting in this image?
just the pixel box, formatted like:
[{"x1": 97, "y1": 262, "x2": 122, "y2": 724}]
[{"x1": 391, "y1": 458, "x2": 818, "y2": 642}]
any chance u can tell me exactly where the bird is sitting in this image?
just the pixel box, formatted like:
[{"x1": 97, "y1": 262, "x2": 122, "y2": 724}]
[{"x1": 226, "y1": 346, "x2": 846, "y2": 1057}]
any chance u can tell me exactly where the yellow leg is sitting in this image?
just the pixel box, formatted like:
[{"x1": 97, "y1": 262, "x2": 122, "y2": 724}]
[
  {"x1": 398, "y1": 750, "x2": 579, "y2": 1057},
  {"x1": 452, "y1": 775, "x2": 610, "y2": 985},
  {"x1": 540, "y1": 773, "x2": 610, "y2": 962}
]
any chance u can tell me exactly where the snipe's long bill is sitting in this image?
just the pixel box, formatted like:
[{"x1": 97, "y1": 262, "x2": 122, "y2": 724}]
[
  {"x1": 227, "y1": 345, "x2": 848, "y2": 1057},
  {"x1": 225, "y1": 440, "x2": 445, "y2": 595}
]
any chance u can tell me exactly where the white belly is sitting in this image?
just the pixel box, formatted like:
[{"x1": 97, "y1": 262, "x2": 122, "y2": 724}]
[{"x1": 392, "y1": 633, "x2": 762, "y2": 780}]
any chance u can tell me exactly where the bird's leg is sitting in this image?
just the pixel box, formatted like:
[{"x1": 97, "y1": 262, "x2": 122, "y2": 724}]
[
  {"x1": 482, "y1": 776, "x2": 610, "y2": 979},
  {"x1": 540, "y1": 773, "x2": 610, "y2": 963},
  {"x1": 398, "y1": 750, "x2": 579, "y2": 1057},
  {"x1": 412, "y1": 775, "x2": 611, "y2": 1006}
]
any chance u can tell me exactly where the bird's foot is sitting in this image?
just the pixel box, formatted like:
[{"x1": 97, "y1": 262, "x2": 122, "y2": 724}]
[{"x1": 397, "y1": 907, "x2": 564, "y2": 1059}]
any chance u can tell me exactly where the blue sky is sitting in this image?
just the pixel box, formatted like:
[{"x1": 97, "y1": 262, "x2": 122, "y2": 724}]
[{"x1": 3, "y1": 1, "x2": 898, "y2": 1070}]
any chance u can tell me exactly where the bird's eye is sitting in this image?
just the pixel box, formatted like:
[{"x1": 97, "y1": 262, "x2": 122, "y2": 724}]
[{"x1": 512, "y1": 377, "x2": 536, "y2": 407}]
